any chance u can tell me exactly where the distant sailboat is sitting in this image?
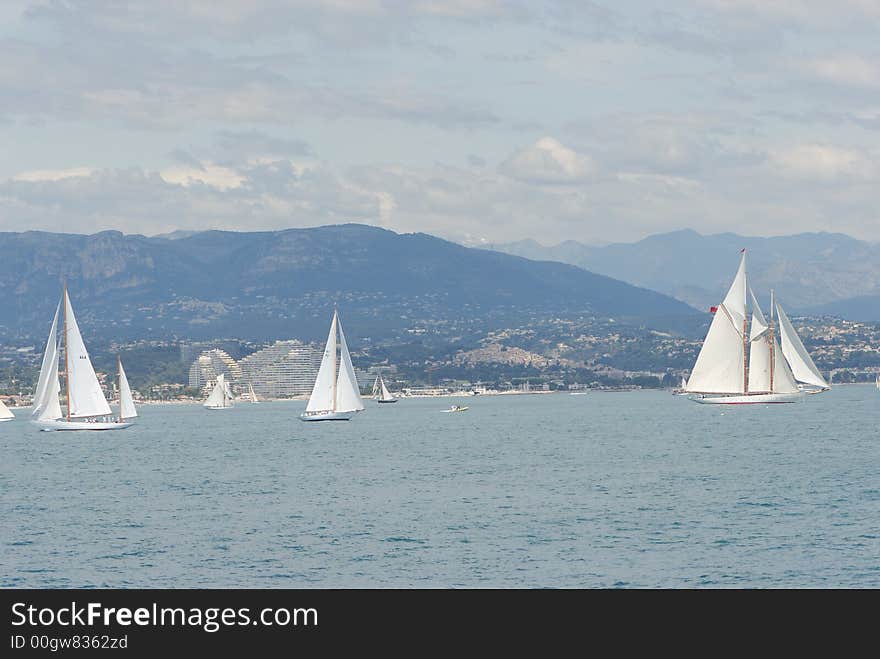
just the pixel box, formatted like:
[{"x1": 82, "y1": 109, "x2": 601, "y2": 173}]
[
  {"x1": 672, "y1": 375, "x2": 689, "y2": 395},
  {"x1": 876, "y1": 375, "x2": 879, "y2": 391},
  {"x1": 0, "y1": 397, "x2": 14, "y2": 421},
  {"x1": 301, "y1": 308, "x2": 365, "y2": 421},
  {"x1": 204, "y1": 373, "x2": 234, "y2": 410},
  {"x1": 248, "y1": 382, "x2": 259, "y2": 403},
  {"x1": 116, "y1": 356, "x2": 138, "y2": 423},
  {"x1": 372, "y1": 373, "x2": 397, "y2": 404},
  {"x1": 685, "y1": 251, "x2": 805, "y2": 404},
  {"x1": 32, "y1": 286, "x2": 135, "y2": 430}
]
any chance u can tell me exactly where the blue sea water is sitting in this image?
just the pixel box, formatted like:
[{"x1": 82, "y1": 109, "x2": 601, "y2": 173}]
[{"x1": 1, "y1": 387, "x2": 878, "y2": 588}]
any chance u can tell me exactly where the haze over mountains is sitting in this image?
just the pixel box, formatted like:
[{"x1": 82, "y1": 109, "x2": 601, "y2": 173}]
[
  {"x1": 0, "y1": 224, "x2": 694, "y2": 344},
  {"x1": 490, "y1": 230, "x2": 880, "y2": 320}
]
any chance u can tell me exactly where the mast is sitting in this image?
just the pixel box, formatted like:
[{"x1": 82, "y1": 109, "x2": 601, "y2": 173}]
[
  {"x1": 742, "y1": 250, "x2": 748, "y2": 394},
  {"x1": 63, "y1": 283, "x2": 71, "y2": 421},
  {"x1": 769, "y1": 289, "x2": 775, "y2": 393},
  {"x1": 331, "y1": 307, "x2": 338, "y2": 412},
  {"x1": 118, "y1": 354, "x2": 123, "y2": 422}
]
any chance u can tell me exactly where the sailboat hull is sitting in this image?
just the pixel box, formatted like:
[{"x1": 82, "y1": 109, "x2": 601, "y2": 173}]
[
  {"x1": 204, "y1": 405, "x2": 233, "y2": 410},
  {"x1": 0, "y1": 417, "x2": 13, "y2": 422},
  {"x1": 376, "y1": 399, "x2": 398, "y2": 404},
  {"x1": 34, "y1": 419, "x2": 134, "y2": 431},
  {"x1": 300, "y1": 410, "x2": 359, "y2": 422},
  {"x1": 688, "y1": 392, "x2": 803, "y2": 405}
]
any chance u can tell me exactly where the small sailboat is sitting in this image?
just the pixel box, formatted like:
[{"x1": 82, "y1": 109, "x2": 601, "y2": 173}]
[
  {"x1": 248, "y1": 382, "x2": 260, "y2": 403},
  {"x1": 372, "y1": 373, "x2": 397, "y2": 404},
  {"x1": 32, "y1": 286, "x2": 135, "y2": 430},
  {"x1": 876, "y1": 375, "x2": 879, "y2": 391},
  {"x1": 204, "y1": 373, "x2": 234, "y2": 410},
  {"x1": 0, "y1": 397, "x2": 14, "y2": 422},
  {"x1": 300, "y1": 308, "x2": 365, "y2": 421},
  {"x1": 685, "y1": 251, "x2": 806, "y2": 405},
  {"x1": 116, "y1": 356, "x2": 138, "y2": 424},
  {"x1": 672, "y1": 376, "x2": 689, "y2": 395}
]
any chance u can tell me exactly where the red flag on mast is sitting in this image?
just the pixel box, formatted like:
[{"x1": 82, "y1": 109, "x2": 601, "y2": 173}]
[{"x1": 710, "y1": 306, "x2": 718, "y2": 314}]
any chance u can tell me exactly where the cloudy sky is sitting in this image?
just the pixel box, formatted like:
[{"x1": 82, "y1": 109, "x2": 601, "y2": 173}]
[{"x1": 1, "y1": 1, "x2": 879, "y2": 245}]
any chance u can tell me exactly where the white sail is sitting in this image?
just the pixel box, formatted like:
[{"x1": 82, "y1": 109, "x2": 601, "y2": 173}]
[
  {"x1": 306, "y1": 311, "x2": 339, "y2": 412},
  {"x1": 248, "y1": 382, "x2": 259, "y2": 403},
  {"x1": 118, "y1": 358, "x2": 137, "y2": 419},
  {"x1": 64, "y1": 291, "x2": 112, "y2": 418},
  {"x1": 372, "y1": 376, "x2": 381, "y2": 398},
  {"x1": 204, "y1": 373, "x2": 230, "y2": 408},
  {"x1": 775, "y1": 302, "x2": 829, "y2": 389},
  {"x1": 0, "y1": 397, "x2": 13, "y2": 419},
  {"x1": 335, "y1": 317, "x2": 364, "y2": 412},
  {"x1": 681, "y1": 376, "x2": 687, "y2": 389},
  {"x1": 771, "y1": 334, "x2": 799, "y2": 393},
  {"x1": 379, "y1": 376, "x2": 394, "y2": 401},
  {"x1": 32, "y1": 302, "x2": 63, "y2": 421},
  {"x1": 685, "y1": 253, "x2": 748, "y2": 394},
  {"x1": 748, "y1": 288, "x2": 771, "y2": 392}
]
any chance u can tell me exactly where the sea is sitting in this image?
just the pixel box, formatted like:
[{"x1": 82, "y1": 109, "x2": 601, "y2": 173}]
[{"x1": 1, "y1": 386, "x2": 878, "y2": 588}]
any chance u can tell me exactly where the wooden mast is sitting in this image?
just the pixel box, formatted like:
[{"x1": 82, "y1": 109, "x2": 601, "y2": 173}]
[
  {"x1": 742, "y1": 250, "x2": 748, "y2": 395},
  {"x1": 769, "y1": 289, "x2": 775, "y2": 393},
  {"x1": 331, "y1": 306, "x2": 338, "y2": 412},
  {"x1": 117, "y1": 354, "x2": 123, "y2": 422},
  {"x1": 63, "y1": 282, "x2": 71, "y2": 421}
]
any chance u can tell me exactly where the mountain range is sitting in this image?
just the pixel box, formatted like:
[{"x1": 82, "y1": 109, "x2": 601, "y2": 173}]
[
  {"x1": 0, "y1": 224, "x2": 695, "y2": 345},
  {"x1": 489, "y1": 229, "x2": 880, "y2": 320}
]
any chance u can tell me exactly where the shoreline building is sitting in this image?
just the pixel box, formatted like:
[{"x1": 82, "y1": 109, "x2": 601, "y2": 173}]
[
  {"x1": 188, "y1": 348, "x2": 242, "y2": 393},
  {"x1": 238, "y1": 340, "x2": 323, "y2": 398}
]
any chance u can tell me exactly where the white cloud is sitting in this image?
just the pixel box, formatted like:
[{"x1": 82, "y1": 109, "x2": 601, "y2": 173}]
[
  {"x1": 499, "y1": 137, "x2": 598, "y2": 184},
  {"x1": 808, "y1": 55, "x2": 880, "y2": 89},
  {"x1": 768, "y1": 144, "x2": 878, "y2": 182},
  {"x1": 160, "y1": 162, "x2": 246, "y2": 190},
  {"x1": 12, "y1": 167, "x2": 95, "y2": 182}
]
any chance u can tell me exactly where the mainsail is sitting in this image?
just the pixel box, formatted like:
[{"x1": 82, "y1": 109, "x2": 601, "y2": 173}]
[
  {"x1": 685, "y1": 252, "x2": 747, "y2": 394},
  {"x1": 306, "y1": 312, "x2": 338, "y2": 412},
  {"x1": 775, "y1": 301, "x2": 829, "y2": 389},
  {"x1": 0, "y1": 397, "x2": 13, "y2": 420},
  {"x1": 747, "y1": 288, "x2": 771, "y2": 392},
  {"x1": 248, "y1": 382, "x2": 259, "y2": 403},
  {"x1": 378, "y1": 375, "x2": 393, "y2": 401},
  {"x1": 32, "y1": 302, "x2": 63, "y2": 421},
  {"x1": 64, "y1": 290, "x2": 112, "y2": 418},
  {"x1": 118, "y1": 358, "x2": 138, "y2": 420}
]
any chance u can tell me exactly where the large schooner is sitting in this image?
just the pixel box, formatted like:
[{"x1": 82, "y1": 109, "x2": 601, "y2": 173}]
[
  {"x1": 203, "y1": 372, "x2": 234, "y2": 410},
  {"x1": 301, "y1": 307, "x2": 365, "y2": 421},
  {"x1": 32, "y1": 286, "x2": 137, "y2": 430},
  {"x1": 685, "y1": 250, "x2": 828, "y2": 404}
]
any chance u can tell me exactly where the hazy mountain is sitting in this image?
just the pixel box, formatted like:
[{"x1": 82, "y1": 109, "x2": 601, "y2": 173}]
[
  {"x1": 0, "y1": 224, "x2": 695, "y2": 344},
  {"x1": 802, "y1": 295, "x2": 880, "y2": 322},
  {"x1": 490, "y1": 230, "x2": 880, "y2": 317}
]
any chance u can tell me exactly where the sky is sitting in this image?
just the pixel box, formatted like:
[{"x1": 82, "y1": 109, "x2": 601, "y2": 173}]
[{"x1": 1, "y1": 0, "x2": 879, "y2": 245}]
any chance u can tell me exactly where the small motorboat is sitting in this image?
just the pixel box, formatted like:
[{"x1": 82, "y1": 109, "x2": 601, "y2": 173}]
[{"x1": 443, "y1": 404, "x2": 469, "y2": 413}]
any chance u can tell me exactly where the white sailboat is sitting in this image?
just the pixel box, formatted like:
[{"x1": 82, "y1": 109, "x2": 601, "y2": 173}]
[
  {"x1": 32, "y1": 287, "x2": 135, "y2": 430},
  {"x1": 0, "y1": 397, "x2": 14, "y2": 421},
  {"x1": 203, "y1": 372, "x2": 234, "y2": 410},
  {"x1": 248, "y1": 382, "x2": 260, "y2": 403},
  {"x1": 876, "y1": 375, "x2": 879, "y2": 391},
  {"x1": 672, "y1": 376, "x2": 689, "y2": 395},
  {"x1": 116, "y1": 356, "x2": 138, "y2": 423},
  {"x1": 685, "y1": 251, "x2": 804, "y2": 405},
  {"x1": 301, "y1": 308, "x2": 365, "y2": 421},
  {"x1": 372, "y1": 373, "x2": 397, "y2": 404}
]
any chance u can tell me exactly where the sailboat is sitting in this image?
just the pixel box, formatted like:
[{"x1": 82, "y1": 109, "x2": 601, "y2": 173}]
[
  {"x1": 0, "y1": 397, "x2": 14, "y2": 421},
  {"x1": 876, "y1": 375, "x2": 879, "y2": 391},
  {"x1": 301, "y1": 308, "x2": 365, "y2": 421},
  {"x1": 685, "y1": 251, "x2": 813, "y2": 404},
  {"x1": 372, "y1": 373, "x2": 397, "y2": 404},
  {"x1": 32, "y1": 286, "x2": 135, "y2": 430},
  {"x1": 672, "y1": 376, "x2": 689, "y2": 395},
  {"x1": 203, "y1": 373, "x2": 234, "y2": 410},
  {"x1": 248, "y1": 382, "x2": 260, "y2": 403}
]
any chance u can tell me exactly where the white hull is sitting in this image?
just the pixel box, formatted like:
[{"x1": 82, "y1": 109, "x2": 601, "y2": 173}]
[
  {"x1": 688, "y1": 392, "x2": 803, "y2": 405},
  {"x1": 204, "y1": 405, "x2": 233, "y2": 410},
  {"x1": 34, "y1": 419, "x2": 134, "y2": 431},
  {"x1": 300, "y1": 410, "x2": 359, "y2": 422},
  {"x1": 0, "y1": 417, "x2": 13, "y2": 422}
]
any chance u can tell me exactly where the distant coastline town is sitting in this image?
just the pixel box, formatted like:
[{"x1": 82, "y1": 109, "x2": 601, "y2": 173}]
[{"x1": 1, "y1": 313, "x2": 878, "y2": 407}]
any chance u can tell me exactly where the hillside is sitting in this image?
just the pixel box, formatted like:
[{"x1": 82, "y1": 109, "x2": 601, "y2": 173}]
[
  {"x1": 491, "y1": 230, "x2": 880, "y2": 317},
  {"x1": 0, "y1": 224, "x2": 696, "y2": 344}
]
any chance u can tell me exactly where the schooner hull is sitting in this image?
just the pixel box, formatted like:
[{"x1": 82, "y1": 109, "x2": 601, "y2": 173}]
[
  {"x1": 688, "y1": 392, "x2": 803, "y2": 405},
  {"x1": 34, "y1": 419, "x2": 134, "y2": 431},
  {"x1": 300, "y1": 410, "x2": 359, "y2": 422}
]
